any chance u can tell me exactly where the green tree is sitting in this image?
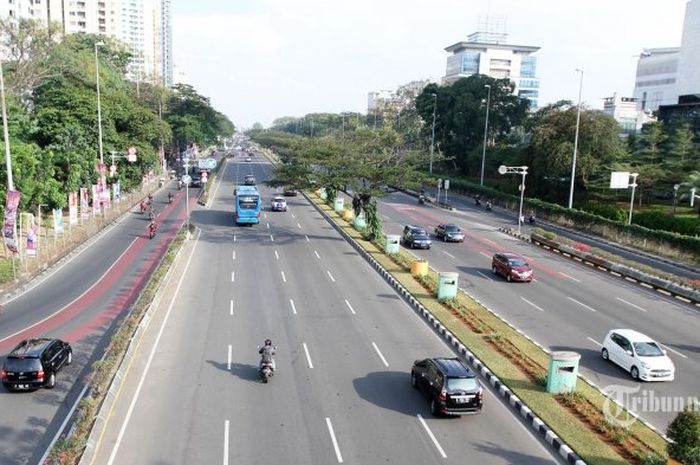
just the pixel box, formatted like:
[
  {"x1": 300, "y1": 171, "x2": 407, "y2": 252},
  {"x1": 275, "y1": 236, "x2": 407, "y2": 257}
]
[{"x1": 667, "y1": 406, "x2": 700, "y2": 463}]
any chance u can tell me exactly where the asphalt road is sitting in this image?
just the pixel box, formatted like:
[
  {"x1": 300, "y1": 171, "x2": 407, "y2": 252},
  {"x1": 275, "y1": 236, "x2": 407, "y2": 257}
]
[
  {"x1": 91, "y1": 153, "x2": 565, "y2": 465},
  {"x1": 0, "y1": 182, "x2": 195, "y2": 465},
  {"x1": 369, "y1": 189, "x2": 700, "y2": 431},
  {"x1": 422, "y1": 185, "x2": 700, "y2": 281}
]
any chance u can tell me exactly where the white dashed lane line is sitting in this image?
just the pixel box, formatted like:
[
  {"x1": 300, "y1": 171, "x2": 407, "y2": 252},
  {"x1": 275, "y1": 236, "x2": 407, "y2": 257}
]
[
  {"x1": 616, "y1": 297, "x2": 647, "y2": 312},
  {"x1": 441, "y1": 250, "x2": 456, "y2": 259},
  {"x1": 290, "y1": 299, "x2": 297, "y2": 315},
  {"x1": 326, "y1": 271, "x2": 336, "y2": 283},
  {"x1": 587, "y1": 337, "x2": 603, "y2": 347},
  {"x1": 567, "y1": 296, "x2": 597, "y2": 312},
  {"x1": 417, "y1": 414, "x2": 447, "y2": 459},
  {"x1": 314, "y1": 250, "x2": 321, "y2": 259},
  {"x1": 559, "y1": 272, "x2": 581, "y2": 283},
  {"x1": 344, "y1": 299, "x2": 356, "y2": 315},
  {"x1": 371, "y1": 342, "x2": 389, "y2": 367},
  {"x1": 521, "y1": 297, "x2": 545, "y2": 312},
  {"x1": 281, "y1": 271, "x2": 287, "y2": 283},
  {"x1": 274, "y1": 250, "x2": 279, "y2": 260},
  {"x1": 476, "y1": 271, "x2": 493, "y2": 281},
  {"x1": 303, "y1": 343, "x2": 314, "y2": 368},
  {"x1": 325, "y1": 418, "x2": 343, "y2": 463}
]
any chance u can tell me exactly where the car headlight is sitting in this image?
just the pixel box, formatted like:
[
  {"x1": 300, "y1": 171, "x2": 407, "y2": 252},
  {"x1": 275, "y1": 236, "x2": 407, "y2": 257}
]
[{"x1": 640, "y1": 362, "x2": 650, "y2": 369}]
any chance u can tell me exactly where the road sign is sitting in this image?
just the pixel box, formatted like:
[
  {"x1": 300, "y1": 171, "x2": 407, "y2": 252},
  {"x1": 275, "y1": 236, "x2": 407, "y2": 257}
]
[
  {"x1": 610, "y1": 172, "x2": 630, "y2": 189},
  {"x1": 437, "y1": 178, "x2": 443, "y2": 188},
  {"x1": 444, "y1": 179, "x2": 450, "y2": 190},
  {"x1": 182, "y1": 175, "x2": 192, "y2": 185},
  {"x1": 127, "y1": 146, "x2": 138, "y2": 162}
]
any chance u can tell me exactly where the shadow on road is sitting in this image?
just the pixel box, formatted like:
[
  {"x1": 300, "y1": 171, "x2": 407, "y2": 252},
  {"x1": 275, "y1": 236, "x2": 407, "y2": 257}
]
[
  {"x1": 474, "y1": 441, "x2": 559, "y2": 465},
  {"x1": 206, "y1": 359, "x2": 260, "y2": 384},
  {"x1": 353, "y1": 371, "x2": 427, "y2": 416}
]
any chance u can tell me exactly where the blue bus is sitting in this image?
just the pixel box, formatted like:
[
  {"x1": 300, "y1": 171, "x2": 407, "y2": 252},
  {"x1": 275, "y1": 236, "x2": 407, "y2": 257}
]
[{"x1": 235, "y1": 185, "x2": 262, "y2": 225}]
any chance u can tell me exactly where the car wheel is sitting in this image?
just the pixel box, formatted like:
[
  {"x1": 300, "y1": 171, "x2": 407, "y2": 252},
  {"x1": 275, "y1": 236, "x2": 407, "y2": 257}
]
[
  {"x1": 601, "y1": 348, "x2": 609, "y2": 361},
  {"x1": 46, "y1": 372, "x2": 56, "y2": 389},
  {"x1": 66, "y1": 351, "x2": 73, "y2": 365},
  {"x1": 630, "y1": 366, "x2": 640, "y2": 380},
  {"x1": 492, "y1": 266, "x2": 498, "y2": 275},
  {"x1": 430, "y1": 398, "x2": 440, "y2": 417},
  {"x1": 411, "y1": 373, "x2": 418, "y2": 389},
  {"x1": 506, "y1": 274, "x2": 512, "y2": 282}
]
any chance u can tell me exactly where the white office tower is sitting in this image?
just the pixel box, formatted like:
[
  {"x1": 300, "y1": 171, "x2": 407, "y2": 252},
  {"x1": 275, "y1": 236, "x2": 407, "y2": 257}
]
[
  {"x1": 676, "y1": 0, "x2": 700, "y2": 98},
  {"x1": 0, "y1": 0, "x2": 173, "y2": 87},
  {"x1": 632, "y1": 48, "x2": 681, "y2": 111}
]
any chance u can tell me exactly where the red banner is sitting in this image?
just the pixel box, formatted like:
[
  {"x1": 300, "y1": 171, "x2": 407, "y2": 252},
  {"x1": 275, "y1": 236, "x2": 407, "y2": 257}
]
[{"x1": 3, "y1": 190, "x2": 21, "y2": 254}]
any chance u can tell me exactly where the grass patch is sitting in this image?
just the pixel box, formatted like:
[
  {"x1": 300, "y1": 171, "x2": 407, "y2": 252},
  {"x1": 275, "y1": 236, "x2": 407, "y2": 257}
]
[{"x1": 309, "y1": 191, "x2": 668, "y2": 465}]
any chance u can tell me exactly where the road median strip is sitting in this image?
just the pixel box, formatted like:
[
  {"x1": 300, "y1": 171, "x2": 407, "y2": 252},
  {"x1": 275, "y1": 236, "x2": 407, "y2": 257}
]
[{"x1": 306, "y1": 191, "x2": 668, "y2": 465}]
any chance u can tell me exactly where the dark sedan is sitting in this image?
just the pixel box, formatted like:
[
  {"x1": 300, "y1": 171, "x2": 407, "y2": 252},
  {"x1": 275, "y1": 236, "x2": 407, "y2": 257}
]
[{"x1": 434, "y1": 224, "x2": 465, "y2": 242}]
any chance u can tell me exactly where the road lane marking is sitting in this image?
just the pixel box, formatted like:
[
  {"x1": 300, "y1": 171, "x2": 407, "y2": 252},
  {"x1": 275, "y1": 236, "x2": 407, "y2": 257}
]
[
  {"x1": 344, "y1": 299, "x2": 356, "y2": 315},
  {"x1": 227, "y1": 345, "x2": 232, "y2": 370},
  {"x1": 223, "y1": 420, "x2": 230, "y2": 465},
  {"x1": 567, "y1": 296, "x2": 597, "y2": 312},
  {"x1": 559, "y1": 272, "x2": 581, "y2": 282},
  {"x1": 616, "y1": 297, "x2": 647, "y2": 312},
  {"x1": 274, "y1": 250, "x2": 279, "y2": 260},
  {"x1": 208, "y1": 161, "x2": 226, "y2": 209},
  {"x1": 314, "y1": 250, "x2": 321, "y2": 259},
  {"x1": 233, "y1": 235, "x2": 236, "y2": 243},
  {"x1": 105, "y1": 232, "x2": 201, "y2": 465},
  {"x1": 417, "y1": 414, "x2": 447, "y2": 458},
  {"x1": 476, "y1": 271, "x2": 493, "y2": 281},
  {"x1": 266, "y1": 222, "x2": 270, "y2": 229},
  {"x1": 325, "y1": 418, "x2": 343, "y2": 463},
  {"x1": 479, "y1": 251, "x2": 491, "y2": 259},
  {"x1": 232, "y1": 250, "x2": 236, "y2": 260},
  {"x1": 270, "y1": 234, "x2": 274, "y2": 242},
  {"x1": 326, "y1": 270, "x2": 336, "y2": 282},
  {"x1": 231, "y1": 271, "x2": 235, "y2": 283},
  {"x1": 661, "y1": 344, "x2": 688, "y2": 359},
  {"x1": 521, "y1": 297, "x2": 545, "y2": 312},
  {"x1": 290, "y1": 299, "x2": 297, "y2": 315},
  {"x1": 297, "y1": 223, "x2": 302, "y2": 229},
  {"x1": 483, "y1": 238, "x2": 497, "y2": 246},
  {"x1": 281, "y1": 271, "x2": 287, "y2": 283},
  {"x1": 303, "y1": 343, "x2": 314, "y2": 368},
  {"x1": 372, "y1": 342, "x2": 389, "y2": 367},
  {"x1": 305, "y1": 235, "x2": 310, "y2": 242},
  {"x1": 587, "y1": 337, "x2": 603, "y2": 347},
  {"x1": 292, "y1": 213, "x2": 296, "y2": 218},
  {"x1": 0, "y1": 237, "x2": 139, "y2": 345},
  {"x1": 441, "y1": 250, "x2": 456, "y2": 259},
  {"x1": 38, "y1": 383, "x2": 89, "y2": 465},
  {"x1": 229, "y1": 300, "x2": 234, "y2": 316}
]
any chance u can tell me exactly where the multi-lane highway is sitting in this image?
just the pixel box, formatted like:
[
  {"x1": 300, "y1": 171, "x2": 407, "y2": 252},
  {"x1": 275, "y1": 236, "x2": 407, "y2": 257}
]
[
  {"x1": 370, "y1": 189, "x2": 700, "y2": 430},
  {"x1": 90, "y1": 153, "x2": 565, "y2": 465},
  {"x1": 0, "y1": 183, "x2": 194, "y2": 465}
]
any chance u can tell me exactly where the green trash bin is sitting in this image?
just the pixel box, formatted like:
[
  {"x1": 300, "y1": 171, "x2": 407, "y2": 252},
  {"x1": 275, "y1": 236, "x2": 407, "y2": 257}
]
[
  {"x1": 334, "y1": 197, "x2": 345, "y2": 212},
  {"x1": 354, "y1": 217, "x2": 366, "y2": 231},
  {"x1": 385, "y1": 234, "x2": 400, "y2": 254},
  {"x1": 546, "y1": 351, "x2": 581, "y2": 394},
  {"x1": 437, "y1": 272, "x2": 459, "y2": 300},
  {"x1": 319, "y1": 188, "x2": 328, "y2": 201}
]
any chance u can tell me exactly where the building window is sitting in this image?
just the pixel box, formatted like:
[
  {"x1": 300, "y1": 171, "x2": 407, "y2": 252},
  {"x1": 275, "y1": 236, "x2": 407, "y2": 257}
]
[
  {"x1": 519, "y1": 89, "x2": 539, "y2": 99},
  {"x1": 460, "y1": 52, "x2": 480, "y2": 74},
  {"x1": 490, "y1": 59, "x2": 511, "y2": 68},
  {"x1": 491, "y1": 69, "x2": 510, "y2": 79},
  {"x1": 519, "y1": 79, "x2": 540, "y2": 88},
  {"x1": 521, "y1": 56, "x2": 537, "y2": 78}
]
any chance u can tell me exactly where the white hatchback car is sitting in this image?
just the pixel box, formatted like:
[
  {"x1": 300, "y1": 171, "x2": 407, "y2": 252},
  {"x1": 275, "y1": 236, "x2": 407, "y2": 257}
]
[{"x1": 601, "y1": 329, "x2": 675, "y2": 381}]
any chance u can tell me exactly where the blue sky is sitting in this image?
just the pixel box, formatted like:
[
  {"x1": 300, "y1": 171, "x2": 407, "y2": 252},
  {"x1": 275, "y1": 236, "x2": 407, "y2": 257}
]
[{"x1": 173, "y1": 0, "x2": 688, "y2": 129}]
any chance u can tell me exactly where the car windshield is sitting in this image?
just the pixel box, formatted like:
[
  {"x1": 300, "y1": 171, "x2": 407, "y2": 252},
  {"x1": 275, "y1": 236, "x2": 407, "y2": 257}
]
[
  {"x1": 5, "y1": 357, "x2": 41, "y2": 371},
  {"x1": 273, "y1": 198, "x2": 284, "y2": 203},
  {"x1": 239, "y1": 196, "x2": 259, "y2": 209},
  {"x1": 633, "y1": 341, "x2": 665, "y2": 357},
  {"x1": 445, "y1": 225, "x2": 460, "y2": 232},
  {"x1": 446, "y1": 377, "x2": 479, "y2": 392},
  {"x1": 508, "y1": 258, "x2": 527, "y2": 267},
  {"x1": 414, "y1": 234, "x2": 429, "y2": 240}
]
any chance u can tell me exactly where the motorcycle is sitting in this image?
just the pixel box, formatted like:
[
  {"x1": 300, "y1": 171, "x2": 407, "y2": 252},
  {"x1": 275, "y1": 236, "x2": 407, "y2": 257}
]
[
  {"x1": 260, "y1": 360, "x2": 274, "y2": 383},
  {"x1": 148, "y1": 210, "x2": 155, "y2": 221},
  {"x1": 485, "y1": 201, "x2": 492, "y2": 211},
  {"x1": 475, "y1": 196, "x2": 482, "y2": 206},
  {"x1": 528, "y1": 215, "x2": 536, "y2": 225},
  {"x1": 139, "y1": 202, "x2": 147, "y2": 214},
  {"x1": 418, "y1": 195, "x2": 426, "y2": 205},
  {"x1": 148, "y1": 223, "x2": 157, "y2": 239},
  {"x1": 168, "y1": 193, "x2": 174, "y2": 204}
]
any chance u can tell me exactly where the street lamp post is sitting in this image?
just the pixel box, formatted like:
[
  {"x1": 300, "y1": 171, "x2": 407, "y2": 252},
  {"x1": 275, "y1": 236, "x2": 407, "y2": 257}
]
[
  {"x1": 568, "y1": 68, "x2": 584, "y2": 209},
  {"x1": 0, "y1": 58, "x2": 14, "y2": 191},
  {"x1": 429, "y1": 93, "x2": 437, "y2": 174},
  {"x1": 498, "y1": 165, "x2": 529, "y2": 235},
  {"x1": 480, "y1": 84, "x2": 492, "y2": 187},
  {"x1": 95, "y1": 41, "x2": 105, "y2": 164},
  {"x1": 628, "y1": 173, "x2": 639, "y2": 225}
]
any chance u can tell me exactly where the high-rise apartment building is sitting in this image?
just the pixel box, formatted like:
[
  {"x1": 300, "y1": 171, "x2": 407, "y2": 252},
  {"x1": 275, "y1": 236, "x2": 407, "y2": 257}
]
[
  {"x1": 0, "y1": 0, "x2": 173, "y2": 87},
  {"x1": 603, "y1": 93, "x2": 655, "y2": 135},
  {"x1": 443, "y1": 31, "x2": 541, "y2": 108},
  {"x1": 632, "y1": 48, "x2": 681, "y2": 112}
]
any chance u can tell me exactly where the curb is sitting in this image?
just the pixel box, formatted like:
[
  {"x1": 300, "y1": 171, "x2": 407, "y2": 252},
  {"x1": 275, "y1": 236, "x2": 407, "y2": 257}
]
[
  {"x1": 306, "y1": 193, "x2": 586, "y2": 465},
  {"x1": 499, "y1": 227, "x2": 700, "y2": 309}
]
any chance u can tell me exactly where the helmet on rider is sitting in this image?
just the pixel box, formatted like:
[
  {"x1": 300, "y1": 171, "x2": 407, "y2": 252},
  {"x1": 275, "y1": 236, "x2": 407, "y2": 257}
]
[{"x1": 264, "y1": 339, "x2": 272, "y2": 346}]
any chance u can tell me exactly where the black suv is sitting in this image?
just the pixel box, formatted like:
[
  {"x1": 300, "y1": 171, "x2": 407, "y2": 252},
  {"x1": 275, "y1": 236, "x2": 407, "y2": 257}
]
[
  {"x1": 2, "y1": 338, "x2": 72, "y2": 391},
  {"x1": 401, "y1": 225, "x2": 432, "y2": 249},
  {"x1": 434, "y1": 224, "x2": 465, "y2": 242},
  {"x1": 411, "y1": 357, "x2": 483, "y2": 416},
  {"x1": 243, "y1": 175, "x2": 256, "y2": 186}
]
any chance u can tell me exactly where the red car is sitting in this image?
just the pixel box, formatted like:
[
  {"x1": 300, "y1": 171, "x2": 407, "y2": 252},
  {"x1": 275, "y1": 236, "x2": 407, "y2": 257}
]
[{"x1": 491, "y1": 252, "x2": 533, "y2": 282}]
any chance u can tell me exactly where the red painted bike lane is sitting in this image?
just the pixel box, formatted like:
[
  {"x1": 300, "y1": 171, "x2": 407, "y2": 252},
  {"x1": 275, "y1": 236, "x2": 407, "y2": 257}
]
[{"x1": 0, "y1": 190, "x2": 198, "y2": 352}]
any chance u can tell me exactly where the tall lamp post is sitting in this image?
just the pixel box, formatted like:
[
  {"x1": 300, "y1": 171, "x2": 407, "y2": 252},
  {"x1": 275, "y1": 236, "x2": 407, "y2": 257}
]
[
  {"x1": 429, "y1": 93, "x2": 437, "y2": 174},
  {"x1": 480, "y1": 84, "x2": 492, "y2": 186},
  {"x1": 0, "y1": 58, "x2": 13, "y2": 190},
  {"x1": 94, "y1": 41, "x2": 105, "y2": 164},
  {"x1": 627, "y1": 173, "x2": 639, "y2": 225},
  {"x1": 499, "y1": 165, "x2": 529, "y2": 235},
  {"x1": 568, "y1": 68, "x2": 584, "y2": 209}
]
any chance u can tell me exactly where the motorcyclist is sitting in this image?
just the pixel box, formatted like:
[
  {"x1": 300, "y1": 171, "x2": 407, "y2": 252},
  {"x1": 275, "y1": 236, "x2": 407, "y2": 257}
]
[
  {"x1": 485, "y1": 200, "x2": 492, "y2": 211},
  {"x1": 148, "y1": 221, "x2": 157, "y2": 238},
  {"x1": 528, "y1": 210, "x2": 536, "y2": 224},
  {"x1": 258, "y1": 339, "x2": 276, "y2": 372},
  {"x1": 147, "y1": 193, "x2": 154, "y2": 204},
  {"x1": 139, "y1": 200, "x2": 147, "y2": 214},
  {"x1": 418, "y1": 194, "x2": 426, "y2": 205},
  {"x1": 168, "y1": 192, "x2": 174, "y2": 203},
  {"x1": 148, "y1": 206, "x2": 155, "y2": 221},
  {"x1": 178, "y1": 179, "x2": 183, "y2": 190},
  {"x1": 475, "y1": 194, "x2": 482, "y2": 206}
]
